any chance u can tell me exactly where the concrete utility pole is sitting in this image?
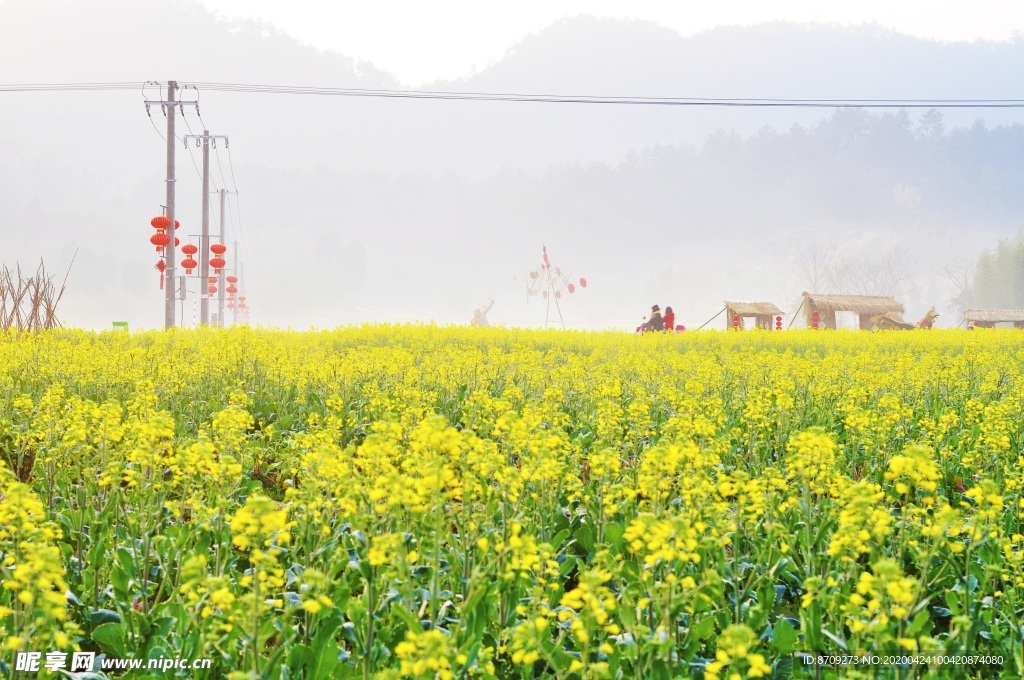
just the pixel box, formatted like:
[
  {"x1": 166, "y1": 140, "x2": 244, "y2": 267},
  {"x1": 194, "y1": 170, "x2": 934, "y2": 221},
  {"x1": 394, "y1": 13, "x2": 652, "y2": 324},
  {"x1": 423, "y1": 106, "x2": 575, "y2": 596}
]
[
  {"x1": 183, "y1": 130, "x2": 228, "y2": 325},
  {"x1": 146, "y1": 81, "x2": 197, "y2": 330},
  {"x1": 164, "y1": 83, "x2": 177, "y2": 330},
  {"x1": 216, "y1": 188, "x2": 237, "y2": 327}
]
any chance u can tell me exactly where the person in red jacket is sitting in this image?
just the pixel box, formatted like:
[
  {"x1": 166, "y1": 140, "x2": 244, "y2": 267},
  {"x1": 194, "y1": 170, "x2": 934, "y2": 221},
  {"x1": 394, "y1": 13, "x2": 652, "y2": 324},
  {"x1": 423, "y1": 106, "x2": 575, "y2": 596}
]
[{"x1": 663, "y1": 306, "x2": 675, "y2": 332}]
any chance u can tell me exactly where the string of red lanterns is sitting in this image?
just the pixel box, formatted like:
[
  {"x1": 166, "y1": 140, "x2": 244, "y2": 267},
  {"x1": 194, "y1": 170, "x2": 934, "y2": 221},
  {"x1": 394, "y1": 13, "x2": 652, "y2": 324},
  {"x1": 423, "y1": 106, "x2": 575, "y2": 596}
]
[
  {"x1": 150, "y1": 215, "x2": 179, "y2": 289},
  {"x1": 148, "y1": 219, "x2": 247, "y2": 323}
]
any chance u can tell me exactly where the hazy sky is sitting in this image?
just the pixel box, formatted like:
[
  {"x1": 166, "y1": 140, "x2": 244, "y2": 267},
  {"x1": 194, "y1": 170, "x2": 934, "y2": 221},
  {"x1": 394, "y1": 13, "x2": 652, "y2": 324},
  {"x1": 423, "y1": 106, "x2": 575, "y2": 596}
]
[{"x1": 201, "y1": 0, "x2": 1024, "y2": 84}]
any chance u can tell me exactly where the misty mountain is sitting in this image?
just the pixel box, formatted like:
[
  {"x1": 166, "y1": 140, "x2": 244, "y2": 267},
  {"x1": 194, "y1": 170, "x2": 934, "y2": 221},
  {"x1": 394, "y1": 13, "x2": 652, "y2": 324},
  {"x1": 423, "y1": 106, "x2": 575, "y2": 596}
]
[{"x1": 1, "y1": 0, "x2": 1022, "y2": 330}]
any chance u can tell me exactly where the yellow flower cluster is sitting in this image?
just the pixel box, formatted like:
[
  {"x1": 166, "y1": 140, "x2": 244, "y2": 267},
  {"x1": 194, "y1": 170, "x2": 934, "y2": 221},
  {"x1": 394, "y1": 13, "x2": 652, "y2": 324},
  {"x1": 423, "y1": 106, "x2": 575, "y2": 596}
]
[
  {"x1": 705, "y1": 624, "x2": 772, "y2": 678},
  {"x1": 0, "y1": 325, "x2": 1022, "y2": 675}
]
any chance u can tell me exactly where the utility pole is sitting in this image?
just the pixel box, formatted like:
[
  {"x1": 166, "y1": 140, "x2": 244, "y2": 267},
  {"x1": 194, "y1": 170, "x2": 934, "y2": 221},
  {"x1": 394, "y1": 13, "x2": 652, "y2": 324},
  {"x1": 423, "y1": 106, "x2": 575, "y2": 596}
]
[
  {"x1": 215, "y1": 188, "x2": 237, "y2": 327},
  {"x1": 183, "y1": 130, "x2": 228, "y2": 325},
  {"x1": 164, "y1": 83, "x2": 177, "y2": 330},
  {"x1": 146, "y1": 81, "x2": 197, "y2": 330}
]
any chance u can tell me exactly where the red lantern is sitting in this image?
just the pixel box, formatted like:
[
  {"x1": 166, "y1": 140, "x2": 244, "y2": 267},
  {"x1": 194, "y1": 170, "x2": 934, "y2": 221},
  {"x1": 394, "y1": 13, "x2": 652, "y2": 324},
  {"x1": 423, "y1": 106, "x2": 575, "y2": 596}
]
[
  {"x1": 151, "y1": 215, "x2": 171, "y2": 230},
  {"x1": 155, "y1": 260, "x2": 166, "y2": 289},
  {"x1": 579, "y1": 278, "x2": 587, "y2": 287},
  {"x1": 812, "y1": 311, "x2": 819, "y2": 330},
  {"x1": 567, "y1": 283, "x2": 575, "y2": 294},
  {"x1": 776, "y1": 315, "x2": 783, "y2": 331},
  {"x1": 227, "y1": 285, "x2": 238, "y2": 294},
  {"x1": 209, "y1": 285, "x2": 217, "y2": 294},
  {"x1": 180, "y1": 257, "x2": 197, "y2": 274},
  {"x1": 210, "y1": 243, "x2": 227, "y2": 255},
  {"x1": 174, "y1": 237, "x2": 180, "y2": 247},
  {"x1": 209, "y1": 257, "x2": 226, "y2": 273},
  {"x1": 209, "y1": 276, "x2": 218, "y2": 285},
  {"x1": 733, "y1": 314, "x2": 740, "y2": 330},
  {"x1": 239, "y1": 296, "x2": 246, "y2": 303},
  {"x1": 182, "y1": 243, "x2": 198, "y2": 256},
  {"x1": 174, "y1": 220, "x2": 180, "y2": 230},
  {"x1": 150, "y1": 232, "x2": 170, "y2": 250},
  {"x1": 226, "y1": 275, "x2": 238, "y2": 284}
]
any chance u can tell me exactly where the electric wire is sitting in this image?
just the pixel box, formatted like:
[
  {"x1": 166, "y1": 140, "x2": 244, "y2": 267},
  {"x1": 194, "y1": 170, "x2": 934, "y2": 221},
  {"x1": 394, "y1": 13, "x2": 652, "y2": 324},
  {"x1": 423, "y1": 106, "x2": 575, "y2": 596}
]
[
  {"x1": 185, "y1": 82, "x2": 1024, "y2": 108},
  {"x1": 6, "y1": 80, "x2": 1024, "y2": 108},
  {"x1": 213, "y1": 145, "x2": 230, "y2": 196}
]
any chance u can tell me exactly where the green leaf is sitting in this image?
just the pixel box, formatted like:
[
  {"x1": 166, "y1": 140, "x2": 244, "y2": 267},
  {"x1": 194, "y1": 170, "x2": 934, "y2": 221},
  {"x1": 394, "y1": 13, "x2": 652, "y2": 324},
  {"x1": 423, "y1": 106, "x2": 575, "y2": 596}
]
[
  {"x1": 550, "y1": 528, "x2": 571, "y2": 550},
  {"x1": 801, "y1": 600, "x2": 823, "y2": 652},
  {"x1": 91, "y1": 622, "x2": 127, "y2": 658},
  {"x1": 89, "y1": 609, "x2": 122, "y2": 626},
  {"x1": 116, "y1": 547, "x2": 134, "y2": 574},
  {"x1": 691, "y1": 616, "x2": 716, "y2": 641},
  {"x1": 945, "y1": 590, "x2": 961, "y2": 616},
  {"x1": 773, "y1": 618, "x2": 798, "y2": 655},
  {"x1": 771, "y1": 655, "x2": 794, "y2": 680},
  {"x1": 906, "y1": 608, "x2": 931, "y2": 637},
  {"x1": 604, "y1": 522, "x2": 624, "y2": 552},
  {"x1": 821, "y1": 628, "x2": 848, "y2": 652},
  {"x1": 574, "y1": 524, "x2": 595, "y2": 554},
  {"x1": 111, "y1": 566, "x2": 130, "y2": 596}
]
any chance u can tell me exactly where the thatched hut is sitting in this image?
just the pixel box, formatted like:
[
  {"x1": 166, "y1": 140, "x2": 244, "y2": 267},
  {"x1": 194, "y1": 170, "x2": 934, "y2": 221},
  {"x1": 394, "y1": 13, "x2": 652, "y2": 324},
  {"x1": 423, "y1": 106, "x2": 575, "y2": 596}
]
[
  {"x1": 965, "y1": 309, "x2": 1024, "y2": 329},
  {"x1": 724, "y1": 301, "x2": 784, "y2": 330},
  {"x1": 801, "y1": 293, "x2": 904, "y2": 330}
]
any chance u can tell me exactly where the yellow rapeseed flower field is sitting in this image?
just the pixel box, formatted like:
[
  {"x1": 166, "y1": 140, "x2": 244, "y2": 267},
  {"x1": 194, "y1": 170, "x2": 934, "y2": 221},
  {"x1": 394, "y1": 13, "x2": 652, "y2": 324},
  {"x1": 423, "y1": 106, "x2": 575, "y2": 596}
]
[{"x1": 1, "y1": 326, "x2": 1022, "y2": 679}]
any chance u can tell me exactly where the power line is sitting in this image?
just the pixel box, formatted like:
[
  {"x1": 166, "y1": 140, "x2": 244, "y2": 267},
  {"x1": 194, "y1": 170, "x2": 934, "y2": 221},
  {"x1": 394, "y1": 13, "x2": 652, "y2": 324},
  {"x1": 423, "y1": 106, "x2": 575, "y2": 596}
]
[
  {"x1": 0, "y1": 82, "x2": 140, "y2": 92},
  {"x1": 213, "y1": 145, "x2": 230, "y2": 195},
  {"x1": 7, "y1": 80, "x2": 1024, "y2": 108},
  {"x1": 225, "y1": 145, "x2": 240, "y2": 193},
  {"x1": 188, "y1": 82, "x2": 1024, "y2": 108}
]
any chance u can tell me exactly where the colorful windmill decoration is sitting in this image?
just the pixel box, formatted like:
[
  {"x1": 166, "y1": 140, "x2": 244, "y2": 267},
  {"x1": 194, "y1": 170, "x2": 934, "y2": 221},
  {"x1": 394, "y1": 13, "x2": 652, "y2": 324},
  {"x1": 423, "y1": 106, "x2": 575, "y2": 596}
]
[{"x1": 525, "y1": 245, "x2": 587, "y2": 329}]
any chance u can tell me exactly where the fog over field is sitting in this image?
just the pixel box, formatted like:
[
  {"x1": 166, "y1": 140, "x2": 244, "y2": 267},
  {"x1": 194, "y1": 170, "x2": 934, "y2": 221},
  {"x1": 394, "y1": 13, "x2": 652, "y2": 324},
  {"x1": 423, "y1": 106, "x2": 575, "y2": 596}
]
[{"x1": 1, "y1": 0, "x2": 1022, "y2": 330}]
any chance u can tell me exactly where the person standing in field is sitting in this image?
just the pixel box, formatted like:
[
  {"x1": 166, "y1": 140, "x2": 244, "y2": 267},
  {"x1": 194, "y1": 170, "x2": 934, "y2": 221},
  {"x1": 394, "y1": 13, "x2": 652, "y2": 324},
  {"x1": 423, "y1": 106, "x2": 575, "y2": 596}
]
[
  {"x1": 663, "y1": 306, "x2": 675, "y2": 332},
  {"x1": 644, "y1": 305, "x2": 665, "y2": 332}
]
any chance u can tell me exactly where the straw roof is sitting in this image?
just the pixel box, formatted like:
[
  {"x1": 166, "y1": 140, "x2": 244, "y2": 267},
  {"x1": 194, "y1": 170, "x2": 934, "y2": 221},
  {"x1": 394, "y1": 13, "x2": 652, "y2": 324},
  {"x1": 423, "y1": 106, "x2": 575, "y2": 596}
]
[
  {"x1": 802, "y1": 293, "x2": 904, "y2": 315},
  {"x1": 724, "y1": 301, "x2": 784, "y2": 316},
  {"x1": 965, "y1": 309, "x2": 1024, "y2": 323}
]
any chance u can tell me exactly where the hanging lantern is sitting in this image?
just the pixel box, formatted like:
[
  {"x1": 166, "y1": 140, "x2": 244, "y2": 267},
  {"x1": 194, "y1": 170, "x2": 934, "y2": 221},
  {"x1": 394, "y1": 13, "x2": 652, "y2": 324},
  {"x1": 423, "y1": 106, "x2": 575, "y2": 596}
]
[
  {"x1": 182, "y1": 243, "x2": 198, "y2": 256},
  {"x1": 226, "y1": 275, "x2": 238, "y2": 284},
  {"x1": 151, "y1": 215, "x2": 171, "y2": 230},
  {"x1": 227, "y1": 284, "x2": 238, "y2": 294},
  {"x1": 150, "y1": 232, "x2": 170, "y2": 251},
  {"x1": 579, "y1": 278, "x2": 587, "y2": 288},
  {"x1": 209, "y1": 285, "x2": 217, "y2": 294},
  {"x1": 180, "y1": 257, "x2": 198, "y2": 274},
  {"x1": 155, "y1": 260, "x2": 166, "y2": 290},
  {"x1": 174, "y1": 220, "x2": 180, "y2": 230},
  {"x1": 239, "y1": 296, "x2": 246, "y2": 303},
  {"x1": 209, "y1": 243, "x2": 227, "y2": 273},
  {"x1": 174, "y1": 237, "x2": 180, "y2": 247},
  {"x1": 209, "y1": 276, "x2": 218, "y2": 285},
  {"x1": 567, "y1": 283, "x2": 575, "y2": 293}
]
